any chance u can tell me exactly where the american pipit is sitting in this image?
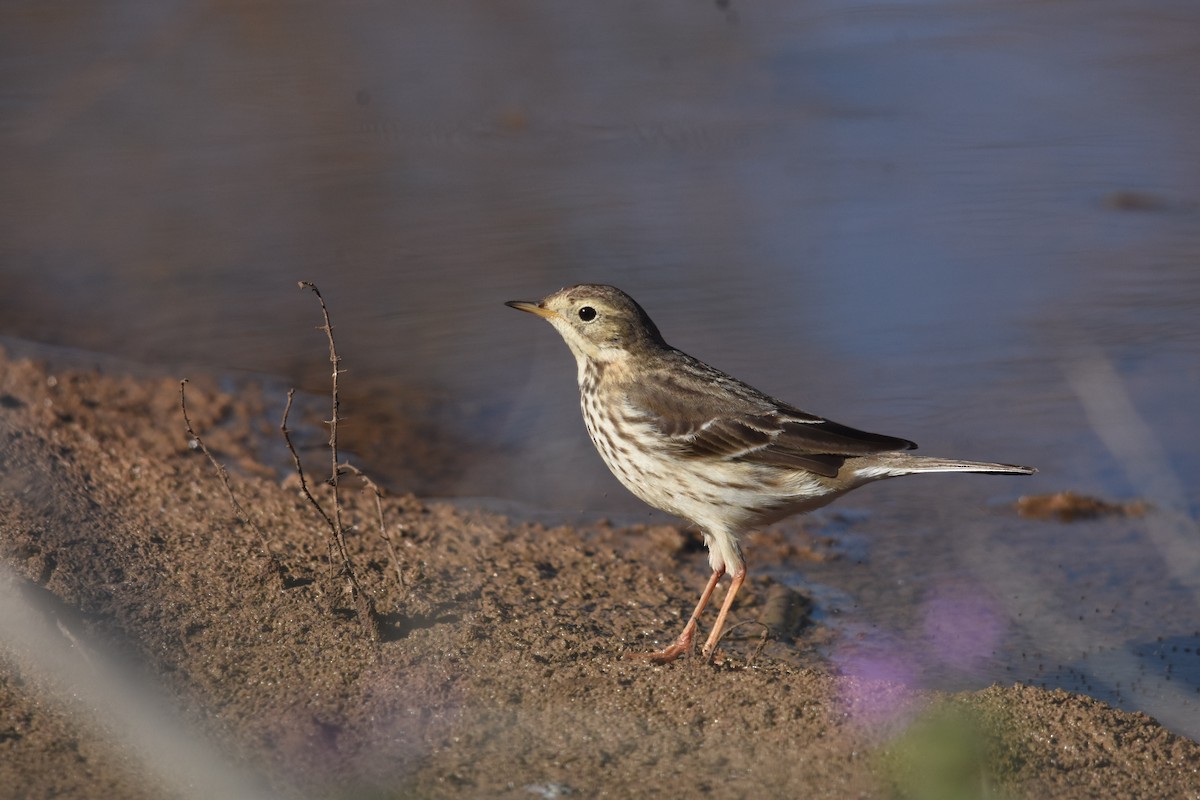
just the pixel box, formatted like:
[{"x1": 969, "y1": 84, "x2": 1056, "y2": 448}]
[{"x1": 507, "y1": 284, "x2": 1035, "y2": 663}]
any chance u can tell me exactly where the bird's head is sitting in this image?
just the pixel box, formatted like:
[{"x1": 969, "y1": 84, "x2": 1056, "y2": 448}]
[{"x1": 506, "y1": 284, "x2": 665, "y2": 364}]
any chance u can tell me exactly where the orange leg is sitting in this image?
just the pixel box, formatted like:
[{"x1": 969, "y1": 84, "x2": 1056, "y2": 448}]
[
  {"x1": 625, "y1": 565, "x2": 724, "y2": 664},
  {"x1": 701, "y1": 565, "x2": 746, "y2": 660}
]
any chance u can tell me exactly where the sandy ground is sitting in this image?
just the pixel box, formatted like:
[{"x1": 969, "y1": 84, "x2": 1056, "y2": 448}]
[{"x1": 1, "y1": 346, "x2": 1198, "y2": 799}]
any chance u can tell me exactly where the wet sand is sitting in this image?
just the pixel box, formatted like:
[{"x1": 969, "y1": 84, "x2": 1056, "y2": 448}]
[{"x1": 1, "y1": 347, "x2": 1198, "y2": 799}]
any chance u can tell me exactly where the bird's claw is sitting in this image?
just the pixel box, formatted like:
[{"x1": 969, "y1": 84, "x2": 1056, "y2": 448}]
[{"x1": 623, "y1": 627, "x2": 696, "y2": 664}]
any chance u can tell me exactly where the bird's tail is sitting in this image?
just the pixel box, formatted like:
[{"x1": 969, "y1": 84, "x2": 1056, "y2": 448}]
[{"x1": 857, "y1": 453, "x2": 1037, "y2": 478}]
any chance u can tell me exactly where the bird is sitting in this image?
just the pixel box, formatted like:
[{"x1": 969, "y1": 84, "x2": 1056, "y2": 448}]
[{"x1": 506, "y1": 284, "x2": 1035, "y2": 664}]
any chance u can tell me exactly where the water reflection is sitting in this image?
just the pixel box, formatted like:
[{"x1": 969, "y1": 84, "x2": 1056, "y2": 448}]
[{"x1": 2, "y1": 1, "x2": 1199, "y2": 737}]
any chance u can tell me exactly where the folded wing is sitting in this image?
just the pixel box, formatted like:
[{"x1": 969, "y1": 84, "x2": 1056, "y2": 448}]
[{"x1": 627, "y1": 356, "x2": 916, "y2": 478}]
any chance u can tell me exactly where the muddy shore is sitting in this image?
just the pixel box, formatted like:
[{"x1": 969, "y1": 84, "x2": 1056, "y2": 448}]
[{"x1": 1, "y1": 347, "x2": 1197, "y2": 799}]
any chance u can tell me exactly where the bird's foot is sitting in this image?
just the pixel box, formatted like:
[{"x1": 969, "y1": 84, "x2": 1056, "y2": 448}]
[
  {"x1": 624, "y1": 640, "x2": 689, "y2": 664},
  {"x1": 623, "y1": 624, "x2": 696, "y2": 664}
]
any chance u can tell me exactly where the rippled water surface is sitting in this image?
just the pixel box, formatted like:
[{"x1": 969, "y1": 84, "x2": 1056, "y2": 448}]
[{"x1": 3, "y1": 1, "x2": 1199, "y2": 737}]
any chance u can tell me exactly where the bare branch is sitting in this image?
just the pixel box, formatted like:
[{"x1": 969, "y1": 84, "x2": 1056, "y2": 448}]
[
  {"x1": 297, "y1": 280, "x2": 344, "y2": 526},
  {"x1": 716, "y1": 619, "x2": 771, "y2": 666},
  {"x1": 340, "y1": 461, "x2": 407, "y2": 593},
  {"x1": 287, "y1": 282, "x2": 381, "y2": 641},
  {"x1": 180, "y1": 379, "x2": 284, "y2": 587},
  {"x1": 279, "y1": 388, "x2": 339, "y2": 568}
]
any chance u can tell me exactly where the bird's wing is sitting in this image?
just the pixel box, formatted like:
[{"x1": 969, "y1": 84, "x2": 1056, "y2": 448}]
[{"x1": 625, "y1": 357, "x2": 916, "y2": 478}]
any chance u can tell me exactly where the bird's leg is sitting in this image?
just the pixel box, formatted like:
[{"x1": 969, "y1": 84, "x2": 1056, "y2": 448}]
[
  {"x1": 701, "y1": 565, "x2": 746, "y2": 660},
  {"x1": 625, "y1": 565, "x2": 724, "y2": 664}
]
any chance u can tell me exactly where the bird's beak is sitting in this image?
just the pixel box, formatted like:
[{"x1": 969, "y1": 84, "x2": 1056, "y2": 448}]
[{"x1": 505, "y1": 300, "x2": 558, "y2": 320}]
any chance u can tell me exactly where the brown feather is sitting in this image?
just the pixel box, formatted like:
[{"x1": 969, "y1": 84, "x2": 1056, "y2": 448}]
[{"x1": 623, "y1": 349, "x2": 917, "y2": 478}]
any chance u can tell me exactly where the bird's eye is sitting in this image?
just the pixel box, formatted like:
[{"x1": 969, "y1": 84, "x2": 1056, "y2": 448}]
[{"x1": 578, "y1": 306, "x2": 597, "y2": 322}]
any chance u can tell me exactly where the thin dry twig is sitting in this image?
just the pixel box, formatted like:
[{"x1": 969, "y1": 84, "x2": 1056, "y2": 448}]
[
  {"x1": 300, "y1": 281, "x2": 348, "y2": 552},
  {"x1": 716, "y1": 619, "x2": 771, "y2": 666},
  {"x1": 180, "y1": 379, "x2": 284, "y2": 587},
  {"x1": 280, "y1": 389, "x2": 341, "y2": 566},
  {"x1": 339, "y1": 461, "x2": 407, "y2": 593},
  {"x1": 281, "y1": 281, "x2": 381, "y2": 641}
]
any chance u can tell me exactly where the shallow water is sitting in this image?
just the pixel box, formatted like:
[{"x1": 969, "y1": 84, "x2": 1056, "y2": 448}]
[{"x1": 3, "y1": 2, "x2": 1199, "y2": 737}]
